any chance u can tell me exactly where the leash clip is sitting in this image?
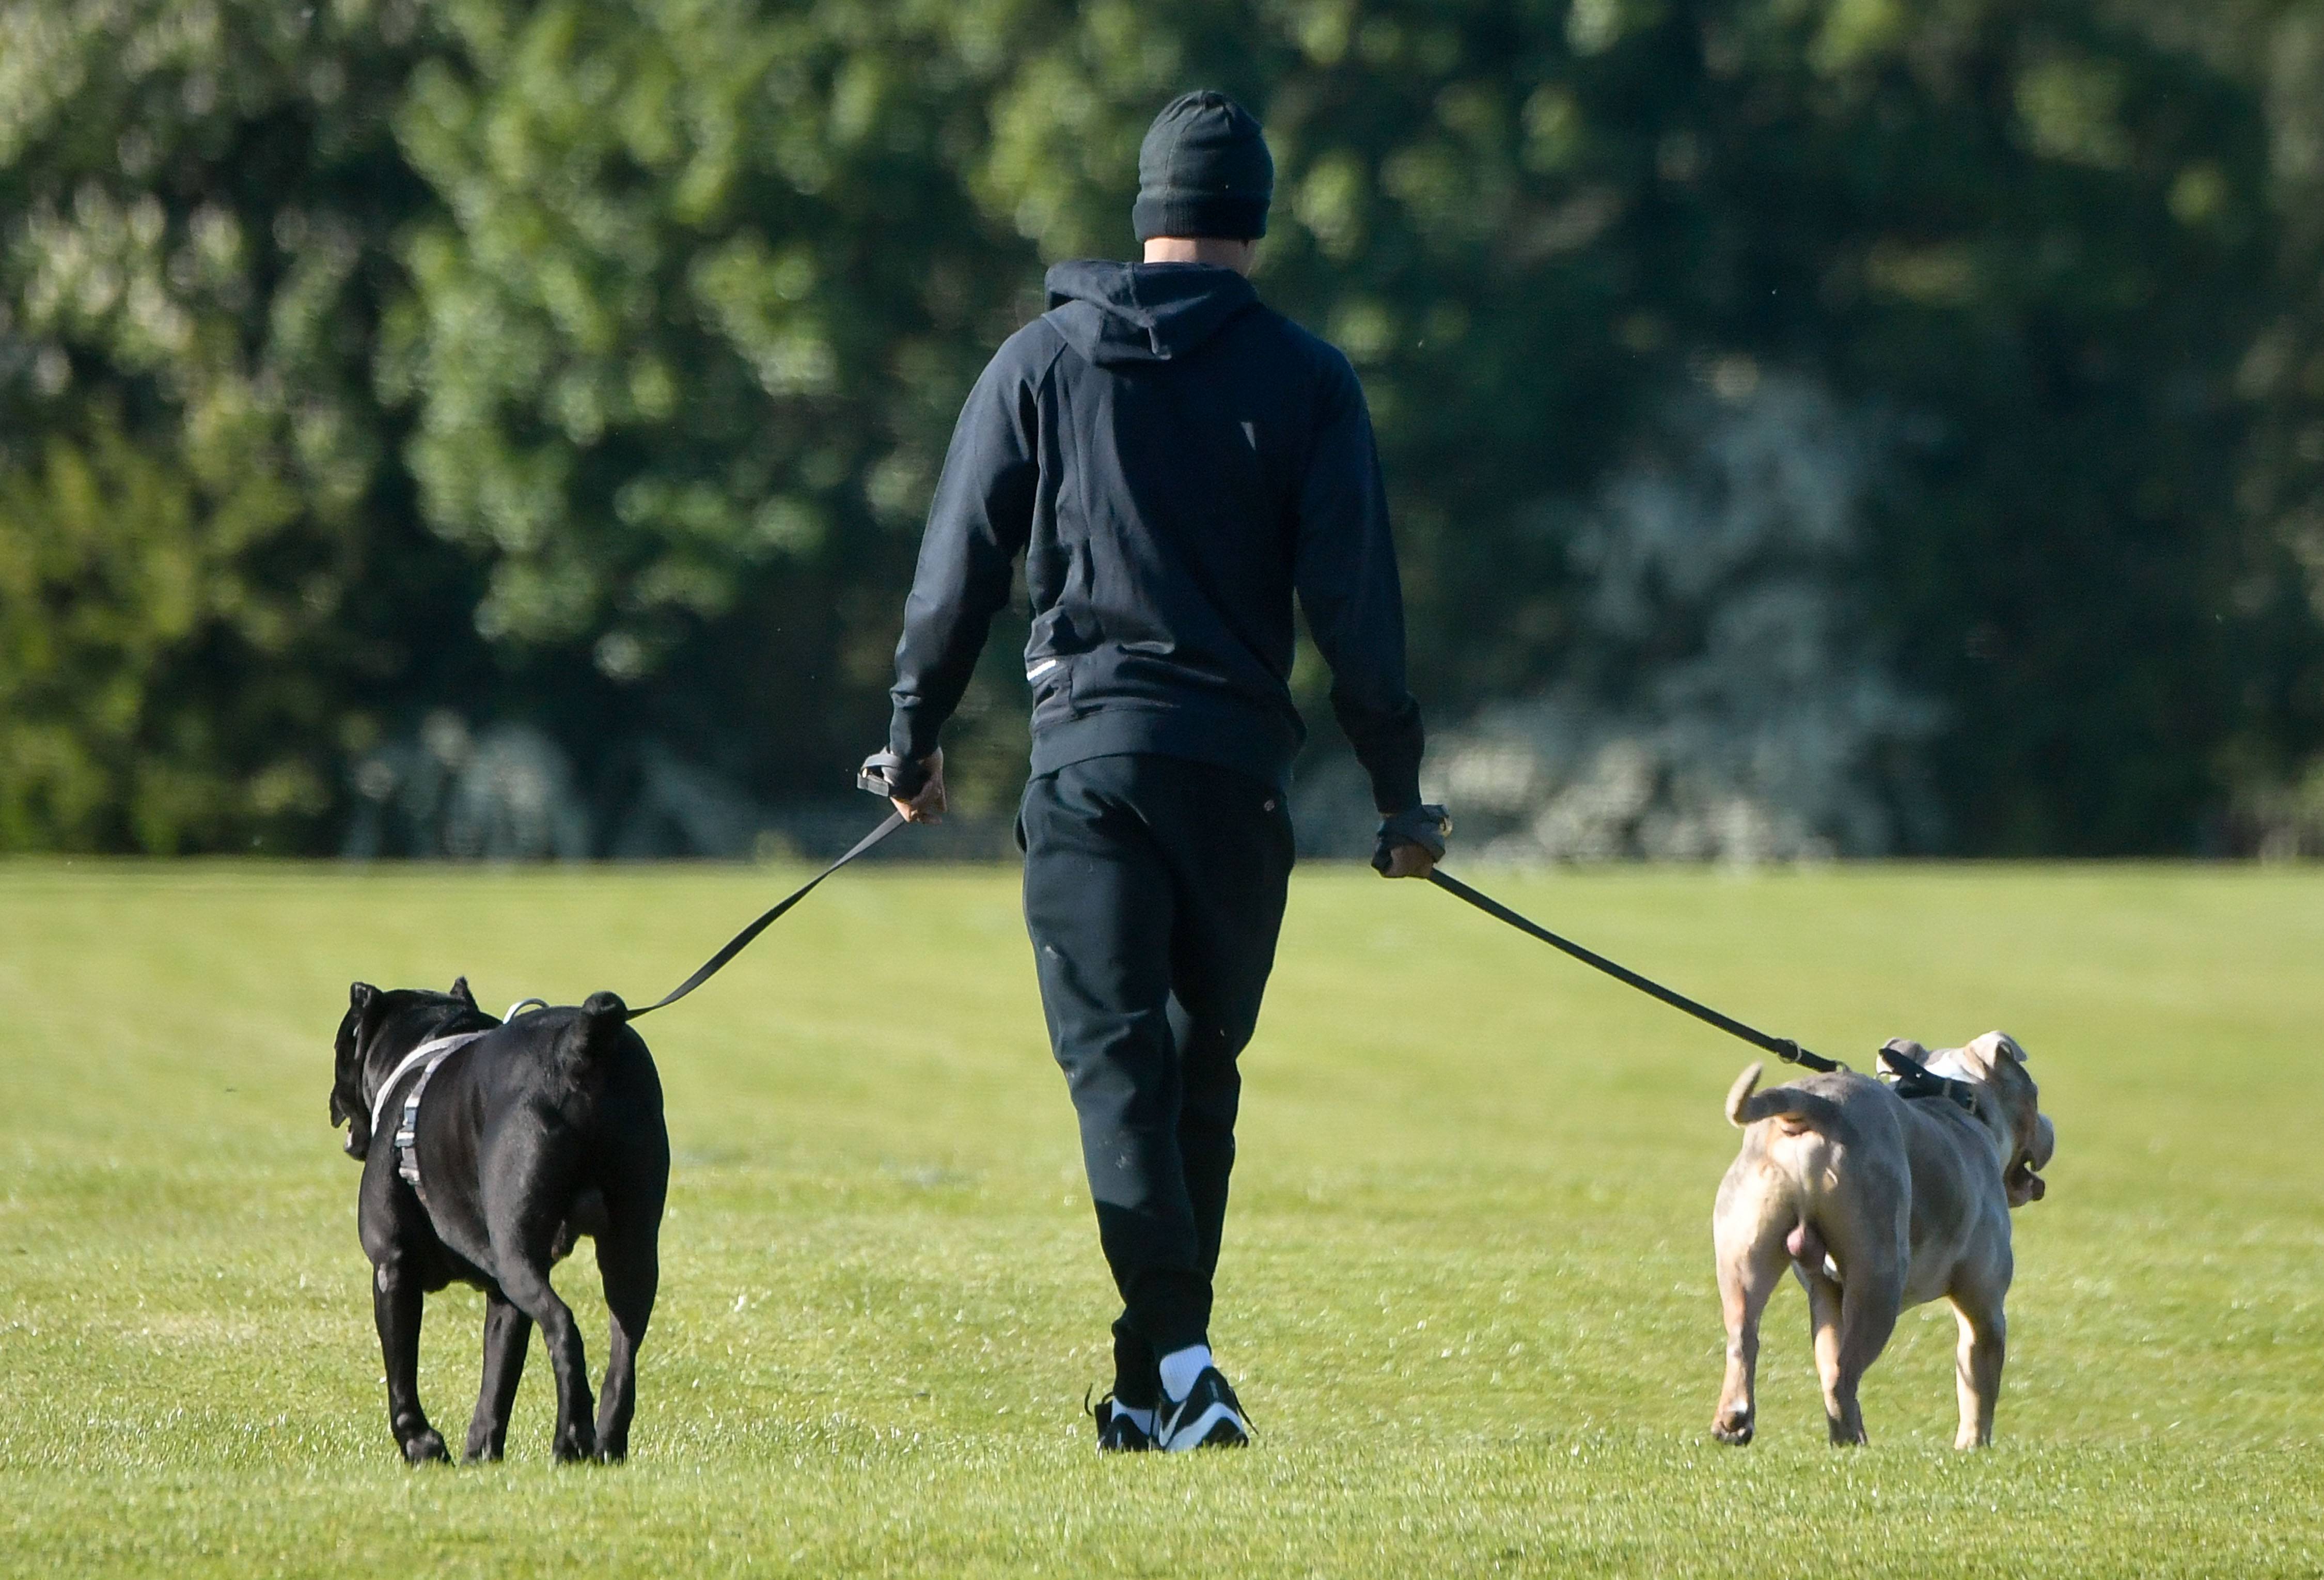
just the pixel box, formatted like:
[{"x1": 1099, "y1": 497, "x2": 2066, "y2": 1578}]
[{"x1": 1773, "y1": 1037, "x2": 1841, "y2": 1073}]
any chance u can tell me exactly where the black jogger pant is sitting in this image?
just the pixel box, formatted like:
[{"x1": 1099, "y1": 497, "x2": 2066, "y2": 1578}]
[{"x1": 1019, "y1": 753, "x2": 1294, "y2": 1407}]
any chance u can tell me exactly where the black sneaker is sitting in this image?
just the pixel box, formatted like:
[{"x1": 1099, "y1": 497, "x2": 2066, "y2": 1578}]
[
  {"x1": 1087, "y1": 1390, "x2": 1155, "y2": 1453},
  {"x1": 1156, "y1": 1367, "x2": 1250, "y2": 1451}
]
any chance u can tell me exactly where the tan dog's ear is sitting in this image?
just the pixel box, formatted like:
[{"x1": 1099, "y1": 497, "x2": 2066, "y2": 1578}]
[
  {"x1": 1957, "y1": 1031, "x2": 2016, "y2": 1074},
  {"x1": 1878, "y1": 1038, "x2": 1928, "y2": 1085}
]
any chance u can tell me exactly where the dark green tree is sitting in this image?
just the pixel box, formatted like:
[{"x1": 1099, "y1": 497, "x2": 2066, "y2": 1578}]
[
  {"x1": 964, "y1": 0, "x2": 2289, "y2": 852},
  {"x1": 0, "y1": 0, "x2": 472, "y2": 852},
  {"x1": 4, "y1": 0, "x2": 2318, "y2": 854}
]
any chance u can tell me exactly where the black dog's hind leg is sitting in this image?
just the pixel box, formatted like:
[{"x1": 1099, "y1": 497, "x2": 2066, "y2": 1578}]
[
  {"x1": 463, "y1": 1291, "x2": 532, "y2": 1462},
  {"x1": 490, "y1": 1215, "x2": 597, "y2": 1462},
  {"x1": 591, "y1": 1207, "x2": 662, "y2": 1461},
  {"x1": 372, "y1": 1258, "x2": 449, "y2": 1463}
]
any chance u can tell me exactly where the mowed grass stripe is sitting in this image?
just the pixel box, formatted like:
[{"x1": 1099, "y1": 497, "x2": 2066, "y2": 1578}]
[{"x1": 2, "y1": 861, "x2": 2319, "y2": 1576}]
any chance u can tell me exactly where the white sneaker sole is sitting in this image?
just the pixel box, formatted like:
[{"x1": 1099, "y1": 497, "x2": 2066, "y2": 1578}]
[{"x1": 1159, "y1": 1401, "x2": 1247, "y2": 1450}]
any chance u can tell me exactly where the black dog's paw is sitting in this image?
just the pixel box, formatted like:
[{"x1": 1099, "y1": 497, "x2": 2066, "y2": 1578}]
[
  {"x1": 595, "y1": 1437, "x2": 629, "y2": 1465},
  {"x1": 403, "y1": 1429, "x2": 451, "y2": 1465},
  {"x1": 552, "y1": 1422, "x2": 599, "y2": 1463}
]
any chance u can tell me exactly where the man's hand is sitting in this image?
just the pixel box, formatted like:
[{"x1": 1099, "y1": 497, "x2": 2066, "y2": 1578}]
[
  {"x1": 892, "y1": 749, "x2": 947, "y2": 824},
  {"x1": 1378, "y1": 840, "x2": 1437, "y2": 880},
  {"x1": 1372, "y1": 803, "x2": 1451, "y2": 878}
]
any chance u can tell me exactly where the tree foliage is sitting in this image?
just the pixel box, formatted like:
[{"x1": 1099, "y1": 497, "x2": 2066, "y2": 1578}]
[
  {"x1": 0, "y1": 0, "x2": 467, "y2": 851},
  {"x1": 4, "y1": 0, "x2": 2321, "y2": 854}
]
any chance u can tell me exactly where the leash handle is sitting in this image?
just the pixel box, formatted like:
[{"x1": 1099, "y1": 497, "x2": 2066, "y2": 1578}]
[
  {"x1": 858, "y1": 750, "x2": 929, "y2": 801},
  {"x1": 626, "y1": 810, "x2": 907, "y2": 1020},
  {"x1": 1373, "y1": 805, "x2": 1452, "y2": 873},
  {"x1": 1424, "y1": 868, "x2": 1841, "y2": 1073}
]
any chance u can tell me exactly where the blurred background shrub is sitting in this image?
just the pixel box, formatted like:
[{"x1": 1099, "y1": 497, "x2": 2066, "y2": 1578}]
[{"x1": 4, "y1": 0, "x2": 2322, "y2": 857}]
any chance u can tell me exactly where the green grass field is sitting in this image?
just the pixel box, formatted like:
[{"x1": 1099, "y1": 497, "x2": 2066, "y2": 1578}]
[{"x1": 2, "y1": 858, "x2": 2319, "y2": 1576}]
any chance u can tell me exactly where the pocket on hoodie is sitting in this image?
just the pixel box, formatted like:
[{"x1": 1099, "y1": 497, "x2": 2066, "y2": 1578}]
[{"x1": 1025, "y1": 653, "x2": 1077, "y2": 725}]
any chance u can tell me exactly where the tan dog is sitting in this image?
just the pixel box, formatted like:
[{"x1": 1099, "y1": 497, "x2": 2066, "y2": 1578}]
[{"x1": 1710, "y1": 1031, "x2": 2054, "y2": 1448}]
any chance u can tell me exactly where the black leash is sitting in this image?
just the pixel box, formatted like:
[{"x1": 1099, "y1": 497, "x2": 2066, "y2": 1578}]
[
  {"x1": 1424, "y1": 868, "x2": 1983, "y2": 1110},
  {"x1": 1425, "y1": 868, "x2": 1843, "y2": 1073},
  {"x1": 625, "y1": 809, "x2": 907, "y2": 1020}
]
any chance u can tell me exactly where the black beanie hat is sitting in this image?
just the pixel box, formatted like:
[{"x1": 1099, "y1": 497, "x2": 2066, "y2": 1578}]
[{"x1": 1132, "y1": 90, "x2": 1273, "y2": 242}]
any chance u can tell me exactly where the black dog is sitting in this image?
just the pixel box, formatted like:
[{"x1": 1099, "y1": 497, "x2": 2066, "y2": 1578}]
[{"x1": 329, "y1": 978, "x2": 668, "y2": 1463}]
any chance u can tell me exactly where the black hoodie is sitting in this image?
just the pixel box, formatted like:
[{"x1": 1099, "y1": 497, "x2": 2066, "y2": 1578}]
[{"x1": 887, "y1": 259, "x2": 1423, "y2": 812}]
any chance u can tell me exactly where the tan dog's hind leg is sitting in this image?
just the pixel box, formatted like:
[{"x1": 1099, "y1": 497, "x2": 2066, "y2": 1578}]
[
  {"x1": 1947, "y1": 1288, "x2": 2006, "y2": 1448},
  {"x1": 1802, "y1": 1270, "x2": 1853, "y2": 1442},
  {"x1": 1831, "y1": 1277, "x2": 1902, "y2": 1445},
  {"x1": 1805, "y1": 1262, "x2": 1902, "y2": 1446},
  {"x1": 1711, "y1": 1204, "x2": 1789, "y2": 1445}
]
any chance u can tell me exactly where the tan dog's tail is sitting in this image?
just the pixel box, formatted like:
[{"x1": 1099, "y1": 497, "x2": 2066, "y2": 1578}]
[{"x1": 1725, "y1": 1063, "x2": 1844, "y2": 1130}]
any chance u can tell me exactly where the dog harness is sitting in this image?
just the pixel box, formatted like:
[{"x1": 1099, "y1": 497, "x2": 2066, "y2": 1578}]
[{"x1": 368, "y1": 1031, "x2": 492, "y2": 1206}]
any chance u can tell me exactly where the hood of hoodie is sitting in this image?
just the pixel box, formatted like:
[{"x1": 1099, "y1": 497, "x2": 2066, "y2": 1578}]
[{"x1": 1043, "y1": 259, "x2": 1259, "y2": 368}]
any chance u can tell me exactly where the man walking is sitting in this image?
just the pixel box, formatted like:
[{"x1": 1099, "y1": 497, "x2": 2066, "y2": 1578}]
[{"x1": 867, "y1": 90, "x2": 1449, "y2": 1452}]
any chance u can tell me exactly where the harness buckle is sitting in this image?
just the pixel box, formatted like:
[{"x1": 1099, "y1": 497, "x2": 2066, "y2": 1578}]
[{"x1": 395, "y1": 1095, "x2": 423, "y2": 1188}]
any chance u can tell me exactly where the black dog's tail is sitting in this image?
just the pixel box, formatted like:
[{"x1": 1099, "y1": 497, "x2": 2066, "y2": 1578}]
[{"x1": 571, "y1": 991, "x2": 632, "y2": 1061}]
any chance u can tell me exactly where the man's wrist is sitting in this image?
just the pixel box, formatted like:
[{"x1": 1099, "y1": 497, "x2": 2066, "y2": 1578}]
[
  {"x1": 1367, "y1": 769, "x2": 1425, "y2": 820},
  {"x1": 888, "y1": 708, "x2": 943, "y2": 769}
]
